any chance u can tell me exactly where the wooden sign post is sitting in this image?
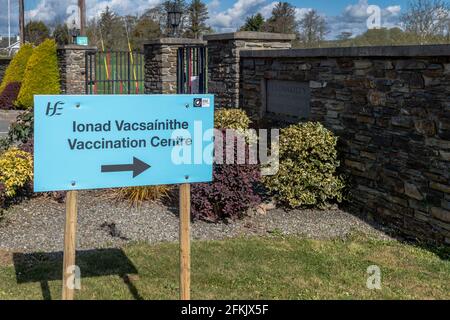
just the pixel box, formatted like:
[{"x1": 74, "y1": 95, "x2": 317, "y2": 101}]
[
  {"x1": 34, "y1": 95, "x2": 213, "y2": 301},
  {"x1": 179, "y1": 183, "x2": 191, "y2": 300},
  {"x1": 62, "y1": 190, "x2": 78, "y2": 300}
]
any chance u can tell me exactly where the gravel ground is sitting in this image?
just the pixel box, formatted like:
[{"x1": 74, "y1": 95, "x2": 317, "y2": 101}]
[{"x1": 0, "y1": 191, "x2": 393, "y2": 252}]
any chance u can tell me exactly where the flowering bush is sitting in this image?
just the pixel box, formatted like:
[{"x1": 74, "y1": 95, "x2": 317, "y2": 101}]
[
  {"x1": 0, "y1": 148, "x2": 33, "y2": 198},
  {"x1": 263, "y1": 122, "x2": 344, "y2": 208}
]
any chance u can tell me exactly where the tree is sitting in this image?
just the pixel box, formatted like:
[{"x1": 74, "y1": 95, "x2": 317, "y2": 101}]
[
  {"x1": 53, "y1": 24, "x2": 70, "y2": 46},
  {"x1": 401, "y1": 0, "x2": 450, "y2": 43},
  {"x1": 97, "y1": 7, "x2": 127, "y2": 51},
  {"x1": 337, "y1": 31, "x2": 353, "y2": 41},
  {"x1": 298, "y1": 10, "x2": 328, "y2": 46},
  {"x1": 132, "y1": 16, "x2": 162, "y2": 50},
  {"x1": 264, "y1": 2, "x2": 299, "y2": 35},
  {"x1": 349, "y1": 27, "x2": 417, "y2": 46},
  {"x1": 240, "y1": 13, "x2": 265, "y2": 31},
  {"x1": 185, "y1": 0, "x2": 211, "y2": 38},
  {"x1": 25, "y1": 21, "x2": 50, "y2": 45}
]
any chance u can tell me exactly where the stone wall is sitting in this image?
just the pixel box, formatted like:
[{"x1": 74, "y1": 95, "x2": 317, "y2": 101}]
[
  {"x1": 57, "y1": 45, "x2": 96, "y2": 94},
  {"x1": 240, "y1": 45, "x2": 450, "y2": 244},
  {"x1": 0, "y1": 58, "x2": 11, "y2": 85},
  {"x1": 204, "y1": 32, "x2": 294, "y2": 109},
  {"x1": 144, "y1": 38, "x2": 205, "y2": 94}
]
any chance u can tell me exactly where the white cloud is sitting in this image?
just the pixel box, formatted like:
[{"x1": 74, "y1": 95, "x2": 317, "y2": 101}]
[
  {"x1": 259, "y1": 1, "x2": 277, "y2": 19},
  {"x1": 386, "y1": 5, "x2": 401, "y2": 16},
  {"x1": 327, "y1": 0, "x2": 402, "y2": 39},
  {"x1": 208, "y1": 0, "x2": 266, "y2": 31},
  {"x1": 0, "y1": 0, "x2": 405, "y2": 41},
  {"x1": 207, "y1": 0, "x2": 220, "y2": 12},
  {"x1": 295, "y1": 8, "x2": 312, "y2": 21},
  {"x1": 22, "y1": 0, "x2": 162, "y2": 28}
]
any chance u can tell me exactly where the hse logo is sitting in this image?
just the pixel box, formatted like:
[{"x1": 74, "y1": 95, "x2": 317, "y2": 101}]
[
  {"x1": 46, "y1": 101, "x2": 65, "y2": 117},
  {"x1": 193, "y1": 98, "x2": 210, "y2": 108}
]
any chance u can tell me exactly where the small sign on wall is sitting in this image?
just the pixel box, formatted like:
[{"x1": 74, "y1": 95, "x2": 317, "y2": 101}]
[
  {"x1": 76, "y1": 36, "x2": 89, "y2": 46},
  {"x1": 265, "y1": 80, "x2": 311, "y2": 120}
]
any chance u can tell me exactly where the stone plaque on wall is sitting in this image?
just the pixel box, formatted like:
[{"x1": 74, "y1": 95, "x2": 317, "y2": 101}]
[{"x1": 266, "y1": 80, "x2": 310, "y2": 119}]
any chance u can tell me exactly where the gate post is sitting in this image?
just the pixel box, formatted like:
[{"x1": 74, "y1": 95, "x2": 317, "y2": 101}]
[
  {"x1": 143, "y1": 38, "x2": 205, "y2": 94},
  {"x1": 203, "y1": 32, "x2": 295, "y2": 109},
  {"x1": 57, "y1": 44, "x2": 97, "y2": 95}
]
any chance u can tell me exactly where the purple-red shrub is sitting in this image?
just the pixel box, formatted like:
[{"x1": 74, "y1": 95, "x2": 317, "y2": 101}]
[
  {"x1": 0, "y1": 82, "x2": 21, "y2": 110},
  {"x1": 19, "y1": 138, "x2": 34, "y2": 154},
  {"x1": 191, "y1": 130, "x2": 261, "y2": 222},
  {"x1": 0, "y1": 182, "x2": 5, "y2": 208}
]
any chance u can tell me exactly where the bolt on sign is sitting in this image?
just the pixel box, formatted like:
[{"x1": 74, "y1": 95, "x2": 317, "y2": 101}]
[
  {"x1": 34, "y1": 95, "x2": 214, "y2": 191},
  {"x1": 34, "y1": 94, "x2": 214, "y2": 300}
]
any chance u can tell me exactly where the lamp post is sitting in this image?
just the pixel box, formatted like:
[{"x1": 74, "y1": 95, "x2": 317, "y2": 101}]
[{"x1": 167, "y1": 1, "x2": 182, "y2": 37}]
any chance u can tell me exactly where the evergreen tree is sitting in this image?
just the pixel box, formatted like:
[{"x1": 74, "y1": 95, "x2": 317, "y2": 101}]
[
  {"x1": 98, "y1": 7, "x2": 127, "y2": 51},
  {"x1": 132, "y1": 16, "x2": 162, "y2": 50},
  {"x1": 264, "y1": 2, "x2": 299, "y2": 35},
  {"x1": 240, "y1": 13, "x2": 265, "y2": 32},
  {"x1": 25, "y1": 21, "x2": 50, "y2": 45},
  {"x1": 185, "y1": 0, "x2": 211, "y2": 38},
  {"x1": 53, "y1": 24, "x2": 70, "y2": 46}
]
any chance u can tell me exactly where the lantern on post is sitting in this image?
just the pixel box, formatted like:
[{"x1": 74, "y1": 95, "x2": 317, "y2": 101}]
[
  {"x1": 168, "y1": 1, "x2": 182, "y2": 37},
  {"x1": 70, "y1": 20, "x2": 80, "y2": 44}
]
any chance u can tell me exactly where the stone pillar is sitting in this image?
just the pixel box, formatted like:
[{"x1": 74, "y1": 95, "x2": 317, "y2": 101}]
[
  {"x1": 57, "y1": 45, "x2": 97, "y2": 94},
  {"x1": 203, "y1": 32, "x2": 295, "y2": 109},
  {"x1": 144, "y1": 38, "x2": 206, "y2": 94}
]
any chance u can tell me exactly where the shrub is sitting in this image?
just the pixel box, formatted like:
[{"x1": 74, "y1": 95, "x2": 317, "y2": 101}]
[
  {"x1": 8, "y1": 109, "x2": 34, "y2": 144},
  {"x1": 215, "y1": 108, "x2": 251, "y2": 130},
  {"x1": 263, "y1": 122, "x2": 344, "y2": 208},
  {"x1": 192, "y1": 130, "x2": 261, "y2": 222},
  {"x1": 19, "y1": 138, "x2": 34, "y2": 154},
  {"x1": 115, "y1": 186, "x2": 172, "y2": 207},
  {"x1": 0, "y1": 82, "x2": 21, "y2": 110},
  {"x1": 16, "y1": 39, "x2": 60, "y2": 109},
  {"x1": 0, "y1": 44, "x2": 33, "y2": 93},
  {"x1": 0, "y1": 137, "x2": 10, "y2": 154},
  {"x1": 0, "y1": 148, "x2": 33, "y2": 198},
  {"x1": 0, "y1": 182, "x2": 5, "y2": 208}
]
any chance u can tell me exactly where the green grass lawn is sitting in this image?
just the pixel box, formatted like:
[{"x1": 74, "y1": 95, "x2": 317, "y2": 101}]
[{"x1": 0, "y1": 234, "x2": 448, "y2": 300}]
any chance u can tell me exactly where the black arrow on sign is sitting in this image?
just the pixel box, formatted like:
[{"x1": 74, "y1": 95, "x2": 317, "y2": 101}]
[{"x1": 101, "y1": 157, "x2": 151, "y2": 178}]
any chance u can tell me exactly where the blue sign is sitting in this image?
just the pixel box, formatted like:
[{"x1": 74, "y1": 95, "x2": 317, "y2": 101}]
[
  {"x1": 34, "y1": 95, "x2": 214, "y2": 192},
  {"x1": 76, "y1": 36, "x2": 88, "y2": 46}
]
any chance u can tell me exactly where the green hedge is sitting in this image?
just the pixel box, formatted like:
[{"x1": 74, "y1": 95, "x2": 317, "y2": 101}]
[
  {"x1": 0, "y1": 44, "x2": 33, "y2": 93},
  {"x1": 263, "y1": 122, "x2": 345, "y2": 208},
  {"x1": 16, "y1": 39, "x2": 60, "y2": 109}
]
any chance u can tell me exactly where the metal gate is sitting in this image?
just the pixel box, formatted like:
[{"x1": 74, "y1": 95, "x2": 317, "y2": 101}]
[
  {"x1": 177, "y1": 46, "x2": 207, "y2": 94},
  {"x1": 85, "y1": 51, "x2": 145, "y2": 95}
]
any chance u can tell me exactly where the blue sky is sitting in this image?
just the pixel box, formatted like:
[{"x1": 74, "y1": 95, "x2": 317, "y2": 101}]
[{"x1": 1, "y1": 0, "x2": 412, "y2": 40}]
